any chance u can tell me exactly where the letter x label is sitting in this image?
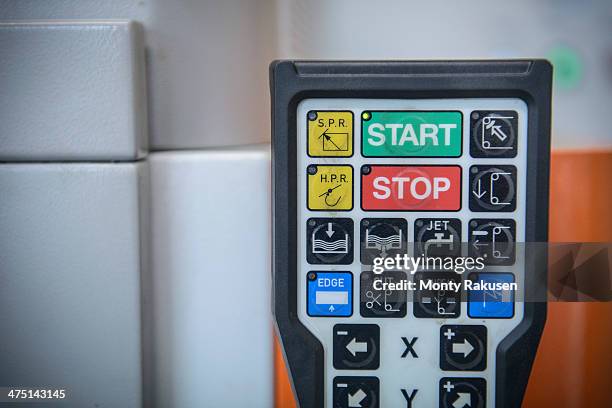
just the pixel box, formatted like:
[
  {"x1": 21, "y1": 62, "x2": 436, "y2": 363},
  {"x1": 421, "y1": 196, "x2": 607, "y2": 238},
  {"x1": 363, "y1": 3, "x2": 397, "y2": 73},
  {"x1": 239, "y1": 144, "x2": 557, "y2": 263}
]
[{"x1": 401, "y1": 336, "x2": 418, "y2": 358}]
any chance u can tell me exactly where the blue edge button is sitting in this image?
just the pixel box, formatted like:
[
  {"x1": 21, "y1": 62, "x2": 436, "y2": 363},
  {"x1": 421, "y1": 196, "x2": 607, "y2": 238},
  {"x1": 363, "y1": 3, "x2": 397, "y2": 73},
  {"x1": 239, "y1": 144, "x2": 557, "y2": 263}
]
[
  {"x1": 468, "y1": 272, "x2": 515, "y2": 318},
  {"x1": 307, "y1": 271, "x2": 353, "y2": 317}
]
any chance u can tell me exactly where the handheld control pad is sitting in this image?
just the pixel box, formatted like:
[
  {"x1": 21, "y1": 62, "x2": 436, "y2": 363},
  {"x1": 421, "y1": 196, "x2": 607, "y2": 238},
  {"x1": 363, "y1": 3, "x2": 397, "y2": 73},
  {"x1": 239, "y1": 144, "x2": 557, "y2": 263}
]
[{"x1": 272, "y1": 60, "x2": 551, "y2": 408}]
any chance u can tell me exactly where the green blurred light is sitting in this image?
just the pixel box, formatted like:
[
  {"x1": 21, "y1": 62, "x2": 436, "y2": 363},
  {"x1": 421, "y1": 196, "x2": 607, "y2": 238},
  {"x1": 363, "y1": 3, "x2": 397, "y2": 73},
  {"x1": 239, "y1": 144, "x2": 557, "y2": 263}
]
[{"x1": 547, "y1": 45, "x2": 583, "y2": 90}]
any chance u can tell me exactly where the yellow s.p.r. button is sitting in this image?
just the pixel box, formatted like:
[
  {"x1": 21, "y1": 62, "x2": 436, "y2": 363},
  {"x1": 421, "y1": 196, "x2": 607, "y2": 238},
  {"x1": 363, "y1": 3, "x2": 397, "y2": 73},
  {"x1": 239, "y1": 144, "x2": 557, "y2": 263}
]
[
  {"x1": 307, "y1": 111, "x2": 353, "y2": 157},
  {"x1": 307, "y1": 165, "x2": 353, "y2": 211}
]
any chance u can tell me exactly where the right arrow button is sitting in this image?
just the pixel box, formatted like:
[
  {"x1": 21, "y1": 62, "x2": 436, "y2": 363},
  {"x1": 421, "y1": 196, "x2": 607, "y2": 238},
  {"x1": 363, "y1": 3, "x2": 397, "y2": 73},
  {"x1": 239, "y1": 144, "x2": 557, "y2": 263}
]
[
  {"x1": 440, "y1": 325, "x2": 487, "y2": 371},
  {"x1": 452, "y1": 339, "x2": 474, "y2": 358}
]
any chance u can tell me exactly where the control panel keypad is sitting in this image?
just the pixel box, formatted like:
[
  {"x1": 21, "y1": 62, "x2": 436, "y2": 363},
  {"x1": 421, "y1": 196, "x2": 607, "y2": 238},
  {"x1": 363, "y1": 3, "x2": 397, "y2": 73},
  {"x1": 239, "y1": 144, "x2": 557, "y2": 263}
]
[{"x1": 299, "y1": 99, "x2": 525, "y2": 407}]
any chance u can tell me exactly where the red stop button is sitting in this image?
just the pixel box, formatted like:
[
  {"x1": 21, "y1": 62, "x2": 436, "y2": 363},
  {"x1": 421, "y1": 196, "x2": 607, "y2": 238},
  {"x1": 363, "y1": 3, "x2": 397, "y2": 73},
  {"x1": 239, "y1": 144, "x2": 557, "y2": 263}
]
[{"x1": 361, "y1": 165, "x2": 461, "y2": 211}]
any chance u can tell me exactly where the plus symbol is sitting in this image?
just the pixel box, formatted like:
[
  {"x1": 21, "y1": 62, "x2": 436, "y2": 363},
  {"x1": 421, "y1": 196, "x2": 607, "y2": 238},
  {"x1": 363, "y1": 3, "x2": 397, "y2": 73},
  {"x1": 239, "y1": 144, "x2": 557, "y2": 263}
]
[{"x1": 444, "y1": 328, "x2": 456, "y2": 340}]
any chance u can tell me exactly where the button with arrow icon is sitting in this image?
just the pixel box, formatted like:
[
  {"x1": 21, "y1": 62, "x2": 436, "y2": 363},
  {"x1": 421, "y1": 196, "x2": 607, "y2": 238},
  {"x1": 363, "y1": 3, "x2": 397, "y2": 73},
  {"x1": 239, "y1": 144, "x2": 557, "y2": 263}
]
[
  {"x1": 307, "y1": 218, "x2": 354, "y2": 264},
  {"x1": 360, "y1": 218, "x2": 407, "y2": 265},
  {"x1": 307, "y1": 164, "x2": 353, "y2": 211},
  {"x1": 307, "y1": 110, "x2": 353, "y2": 157},
  {"x1": 334, "y1": 324, "x2": 380, "y2": 370},
  {"x1": 413, "y1": 272, "x2": 461, "y2": 318},
  {"x1": 307, "y1": 272, "x2": 353, "y2": 317},
  {"x1": 439, "y1": 377, "x2": 486, "y2": 408},
  {"x1": 333, "y1": 376, "x2": 379, "y2": 408},
  {"x1": 469, "y1": 165, "x2": 517, "y2": 212},
  {"x1": 470, "y1": 110, "x2": 517, "y2": 158},
  {"x1": 468, "y1": 272, "x2": 515, "y2": 318},
  {"x1": 440, "y1": 325, "x2": 487, "y2": 371},
  {"x1": 468, "y1": 219, "x2": 515, "y2": 266}
]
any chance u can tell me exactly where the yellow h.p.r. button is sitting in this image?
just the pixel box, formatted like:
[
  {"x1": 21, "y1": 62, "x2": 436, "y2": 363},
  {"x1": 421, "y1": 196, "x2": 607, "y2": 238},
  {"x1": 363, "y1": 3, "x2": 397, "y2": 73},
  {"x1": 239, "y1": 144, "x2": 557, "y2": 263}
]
[
  {"x1": 307, "y1": 165, "x2": 353, "y2": 211},
  {"x1": 307, "y1": 111, "x2": 353, "y2": 157}
]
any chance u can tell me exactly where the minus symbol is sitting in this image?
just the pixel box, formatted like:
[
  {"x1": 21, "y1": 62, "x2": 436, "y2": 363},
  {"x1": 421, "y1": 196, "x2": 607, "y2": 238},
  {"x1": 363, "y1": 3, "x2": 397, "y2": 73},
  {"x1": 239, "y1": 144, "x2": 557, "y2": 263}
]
[
  {"x1": 337, "y1": 383, "x2": 348, "y2": 388},
  {"x1": 337, "y1": 331, "x2": 348, "y2": 335},
  {"x1": 472, "y1": 231, "x2": 489, "y2": 236}
]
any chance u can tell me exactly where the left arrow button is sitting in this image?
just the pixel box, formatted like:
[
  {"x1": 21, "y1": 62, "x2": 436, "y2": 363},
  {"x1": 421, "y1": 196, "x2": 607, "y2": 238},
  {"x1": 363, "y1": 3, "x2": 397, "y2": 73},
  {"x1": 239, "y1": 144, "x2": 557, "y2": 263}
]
[{"x1": 334, "y1": 324, "x2": 380, "y2": 370}]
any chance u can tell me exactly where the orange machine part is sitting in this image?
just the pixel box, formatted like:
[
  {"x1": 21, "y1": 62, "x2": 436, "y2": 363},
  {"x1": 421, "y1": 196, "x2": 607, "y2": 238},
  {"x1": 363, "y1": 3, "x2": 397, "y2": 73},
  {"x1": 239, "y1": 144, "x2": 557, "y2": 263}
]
[
  {"x1": 274, "y1": 150, "x2": 612, "y2": 408},
  {"x1": 523, "y1": 150, "x2": 612, "y2": 408},
  {"x1": 274, "y1": 334, "x2": 297, "y2": 408}
]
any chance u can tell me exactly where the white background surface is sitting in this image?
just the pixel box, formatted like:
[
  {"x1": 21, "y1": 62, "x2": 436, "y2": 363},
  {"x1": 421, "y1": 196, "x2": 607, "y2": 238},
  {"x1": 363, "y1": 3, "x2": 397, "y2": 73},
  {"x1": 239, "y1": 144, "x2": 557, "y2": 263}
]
[
  {"x1": 149, "y1": 148, "x2": 273, "y2": 407},
  {"x1": 0, "y1": 14, "x2": 274, "y2": 408},
  {"x1": 0, "y1": 0, "x2": 276, "y2": 150},
  {"x1": 0, "y1": 163, "x2": 145, "y2": 407},
  {"x1": 0, "y1": 21, "x2": 147, "y2": 160}
]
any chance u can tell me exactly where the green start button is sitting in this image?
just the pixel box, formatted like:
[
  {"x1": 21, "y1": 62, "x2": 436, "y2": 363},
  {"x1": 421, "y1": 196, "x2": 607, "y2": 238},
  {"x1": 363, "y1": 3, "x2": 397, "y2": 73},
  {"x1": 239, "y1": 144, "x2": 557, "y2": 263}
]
[{"x1": 361, "y1": 111, "x2": 462, "y2": 157}]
